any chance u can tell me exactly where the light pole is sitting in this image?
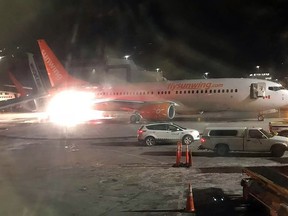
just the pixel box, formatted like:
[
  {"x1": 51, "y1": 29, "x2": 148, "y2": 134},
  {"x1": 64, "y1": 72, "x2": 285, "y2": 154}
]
[
  {"x1": 256, "y1": 65, "x2": 260, "y2": 73},
  {"x1": 203, "y1": 72, "x2": 209, "y2": 79}
]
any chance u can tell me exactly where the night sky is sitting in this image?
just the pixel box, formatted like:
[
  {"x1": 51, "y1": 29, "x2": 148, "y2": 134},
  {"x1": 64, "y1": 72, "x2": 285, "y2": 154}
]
[{"x1": 1, "y1": 0, "x2": 288, "y2": 86}]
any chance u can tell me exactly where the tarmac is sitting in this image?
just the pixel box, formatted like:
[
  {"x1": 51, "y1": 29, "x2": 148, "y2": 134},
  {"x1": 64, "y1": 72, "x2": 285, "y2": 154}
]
[{"x1": 0, "y1": 113, "x2": 286, "y2": 215}]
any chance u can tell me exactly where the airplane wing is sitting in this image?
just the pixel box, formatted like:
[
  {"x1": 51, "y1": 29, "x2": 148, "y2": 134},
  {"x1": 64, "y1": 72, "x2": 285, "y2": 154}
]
[{"x1": 0, "y1": 93, "x2": 48, "y2": 111}]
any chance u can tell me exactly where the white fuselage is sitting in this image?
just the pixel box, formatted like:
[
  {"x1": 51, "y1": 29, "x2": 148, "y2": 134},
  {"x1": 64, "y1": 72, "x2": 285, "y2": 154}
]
[
  {"x1": 89, "y1": 78, "x2": 288, "y2": 114},
  {"x1": 0, "y1": 91, "x2": 17, "y2": 101}
]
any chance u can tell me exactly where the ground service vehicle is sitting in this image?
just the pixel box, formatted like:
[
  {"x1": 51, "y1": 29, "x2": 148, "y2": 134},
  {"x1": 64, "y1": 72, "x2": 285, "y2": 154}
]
[
  {"x1": 269, "y1": 121, "x2": 288, "y2": 137},
  {"x1": 199, "y1": 127, "x2": 288, "y2": 157},
  {"x1": 241, "y1": 166, "x2": 288, "y2": 216},
  {"x1": 137, "y1": 122, "x2": 200, "y2": 146}
]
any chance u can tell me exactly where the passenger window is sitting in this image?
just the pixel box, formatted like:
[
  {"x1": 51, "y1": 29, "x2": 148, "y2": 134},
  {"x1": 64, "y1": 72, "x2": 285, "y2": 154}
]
[
  {"x1": 154, "y1": 124, "x2": 167, "y2": 130},
  {"x1": 209, "y1": 130, "x2": 238, "y2": 136},
  {"x1": 249, "y1": 130, "x2": 263, "y2": 138},
  {"x1": 168, "y1": 125, "x2": 179, "y2": 131}
]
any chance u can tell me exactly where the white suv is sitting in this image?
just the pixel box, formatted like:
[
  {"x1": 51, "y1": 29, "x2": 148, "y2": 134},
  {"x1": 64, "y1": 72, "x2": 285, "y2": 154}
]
[{"x1": 137, "y1": 122, "x2": 200, "y2": 146}]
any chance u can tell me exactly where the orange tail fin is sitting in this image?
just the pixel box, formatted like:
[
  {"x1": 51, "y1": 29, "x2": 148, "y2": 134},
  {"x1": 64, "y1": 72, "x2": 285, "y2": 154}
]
[
  {"x1": 37, "y1": 39, "x2": 70, "y2": 87},
  {"x1": 8, "y1": 72, "x2": 27, "y2": 97},
  {"x1": 38, "y1": 39, "x2": 88, "y2": 88}
]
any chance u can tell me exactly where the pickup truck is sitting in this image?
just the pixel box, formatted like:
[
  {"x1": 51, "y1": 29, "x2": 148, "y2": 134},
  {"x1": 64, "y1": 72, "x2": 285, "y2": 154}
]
[{"x1": 199, "y1": 127, "x2": 288, "y2": 157}]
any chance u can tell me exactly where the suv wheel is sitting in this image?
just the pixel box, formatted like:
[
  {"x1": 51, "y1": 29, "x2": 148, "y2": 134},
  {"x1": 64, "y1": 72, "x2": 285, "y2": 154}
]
[
  {"x1": 216, "y1": 144, "x2": 229, "y2": 156},
  {"x1": 145, "y1": 136, "x2": 156, "y2": 146},
  {"x1": 182, "y1": 135, "x2": 193, "y2": 145}
]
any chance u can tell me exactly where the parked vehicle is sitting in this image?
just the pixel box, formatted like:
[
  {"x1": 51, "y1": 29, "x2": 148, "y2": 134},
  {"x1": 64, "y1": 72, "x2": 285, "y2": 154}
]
[
  {"x1": 137, "y1": 122, "x2": 200, "y2": 146},
  {"x1": 199, "y1": 127, "x2": 288, "y2": 157},
  {"x1": 269, "y1": 121, "x2": 288, "y2": 137}
]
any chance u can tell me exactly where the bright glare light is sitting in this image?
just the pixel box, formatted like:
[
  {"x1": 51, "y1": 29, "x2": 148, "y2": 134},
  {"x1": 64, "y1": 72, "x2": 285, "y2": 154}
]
[{"x1": 46, "y1": 90, "x2": 96, "y2": 126}]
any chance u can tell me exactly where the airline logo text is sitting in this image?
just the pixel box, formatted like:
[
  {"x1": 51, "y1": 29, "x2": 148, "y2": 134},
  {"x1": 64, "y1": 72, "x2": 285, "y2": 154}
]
[
  {"x1": 167, "y1": 82, "x2": 223, "y2": 90},
  {"x1": 41, "y1": 50, "x2": 63, "y2": 81}
]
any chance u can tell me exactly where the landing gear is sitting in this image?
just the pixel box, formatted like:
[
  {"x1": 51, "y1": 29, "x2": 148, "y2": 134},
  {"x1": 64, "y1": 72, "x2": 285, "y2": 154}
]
[
  {"x1": 257, "y1": 114, "x2": 264, "y2": 121},
  {"x1": 130, "y1": 113, "x2": 141, "y2": 123}
]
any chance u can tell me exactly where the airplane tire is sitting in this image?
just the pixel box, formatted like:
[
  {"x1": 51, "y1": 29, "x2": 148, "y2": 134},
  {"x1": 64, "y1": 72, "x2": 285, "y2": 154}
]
[
  {"x1": 215, "y1": 144, "x2": 229, "y2": 156},
  {"x1": 136, "y1": 114, "x2": 141, "y2": 122},
  {"x1": 257, "y1": 115, "x2": 264, "y2": 121},
  {"x1": 130, "y1": 114, "x2": 141, "y2": 123},
  {"x1": 130, "y1": 114, "x2": 137, "y2": 123}
]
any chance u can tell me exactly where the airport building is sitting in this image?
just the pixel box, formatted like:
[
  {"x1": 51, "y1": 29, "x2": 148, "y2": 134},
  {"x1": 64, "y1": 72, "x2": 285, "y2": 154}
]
[{"x1": 67, "y1": 57, "x2": 166, "y2": 85}]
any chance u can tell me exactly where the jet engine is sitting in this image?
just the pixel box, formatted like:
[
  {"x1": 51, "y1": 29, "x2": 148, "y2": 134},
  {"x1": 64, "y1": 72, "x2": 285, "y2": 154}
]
[{"x1": 139, "y1": 103, "x2": 175, "y2": 121}]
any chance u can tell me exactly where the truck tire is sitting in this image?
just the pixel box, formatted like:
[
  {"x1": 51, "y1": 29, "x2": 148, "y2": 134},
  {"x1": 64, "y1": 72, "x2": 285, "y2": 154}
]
[
  {"x1": 215, "y1": 144, "x2": 229, "y2": 156},
  {"x1": 270, "y1": 145, "x2": 286, "y2": 157}
]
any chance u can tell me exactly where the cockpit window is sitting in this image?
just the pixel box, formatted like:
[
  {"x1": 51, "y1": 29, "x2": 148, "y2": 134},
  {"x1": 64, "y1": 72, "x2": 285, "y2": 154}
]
[{"x1": 268, "y1": 86, "x2": 285, "y2": 91}]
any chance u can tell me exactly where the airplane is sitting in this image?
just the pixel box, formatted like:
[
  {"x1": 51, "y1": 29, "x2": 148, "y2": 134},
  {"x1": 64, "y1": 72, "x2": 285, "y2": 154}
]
[
  {"x1": 0, "y1": 72, "x2": 28, "y2": 112},
  {"x1": 36, "y1": 39, "x2": 288, "y2": 123},
  {"x1": 8, "y1": 72, "x2": 28, "y2": 97},
  {"x1": 0, "y1": 72, "x2": 29, "y2": 102},
  {"x1": 0, "y1": 90, "x2": 18, "y2": 101},
  {"x1": 0, "y1": 72, "x2": 41, "y2": 112}
]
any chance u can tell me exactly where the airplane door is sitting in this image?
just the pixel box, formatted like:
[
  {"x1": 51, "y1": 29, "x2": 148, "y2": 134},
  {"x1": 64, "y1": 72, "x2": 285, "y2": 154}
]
[
  {"x1": 250, "y1": 82, "x2": 266, "y2": 99},
  {"x1": 245, "y1": 129, "x2": 270, "y2": 152}
]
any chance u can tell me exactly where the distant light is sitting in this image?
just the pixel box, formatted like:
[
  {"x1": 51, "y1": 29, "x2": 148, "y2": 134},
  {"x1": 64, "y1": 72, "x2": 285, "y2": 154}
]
[
  {"x1": 124, "y1": 55, "x2": 130, "y2": 60},
  {"x1": 256, "y1": 65, "x2": 260, "y2": 69},
  {"x1": 0, "y1": 56, "x2": 5, "y2": 60},
  {"x1": 156, "y1": 68, "x2": 160, "y2": 72}
]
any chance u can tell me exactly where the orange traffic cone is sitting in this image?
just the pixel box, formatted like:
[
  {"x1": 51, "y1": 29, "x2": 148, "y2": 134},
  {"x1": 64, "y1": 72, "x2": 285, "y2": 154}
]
[
  {"x1": 188, "y1": 147, "x2": 192, "y2": 167},
  {"x1": 179, "y1": 141, "x2": 182, "y2": 162},
  {"x1": 173, "y1": 141, "x2": 182, "y2": 167},
  {"x1": 185, "y1": 183, "x2": 195, "y2": 212},
  {"x1": 185, "y1": 145, "x2": 192, "y2": 167}
]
